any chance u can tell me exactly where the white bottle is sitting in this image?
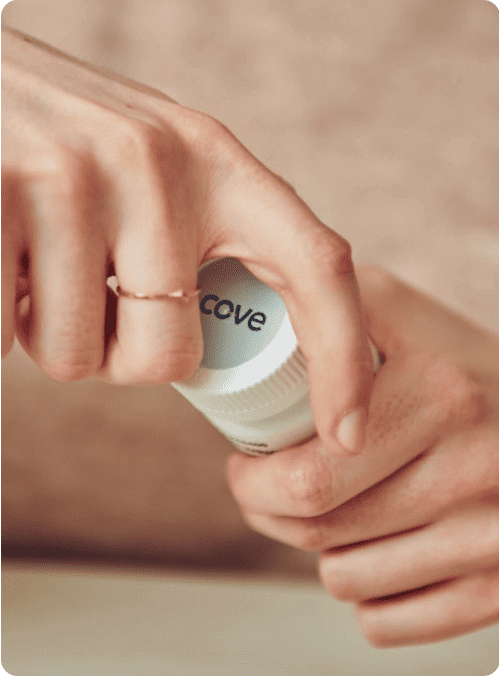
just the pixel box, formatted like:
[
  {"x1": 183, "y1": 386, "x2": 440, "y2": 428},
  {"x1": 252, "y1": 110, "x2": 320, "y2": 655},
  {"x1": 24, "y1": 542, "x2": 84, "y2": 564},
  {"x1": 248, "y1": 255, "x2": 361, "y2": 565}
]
[{"x1": 171, "y1": 257, "x2": 380, "y2": 456}]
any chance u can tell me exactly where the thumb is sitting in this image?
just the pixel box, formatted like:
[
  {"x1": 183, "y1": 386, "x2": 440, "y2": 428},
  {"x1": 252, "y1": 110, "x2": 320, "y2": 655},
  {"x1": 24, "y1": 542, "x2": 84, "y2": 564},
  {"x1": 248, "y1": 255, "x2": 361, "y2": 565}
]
[{"x1": 356, "y1": 265, "x2": 498, "y2": 369}]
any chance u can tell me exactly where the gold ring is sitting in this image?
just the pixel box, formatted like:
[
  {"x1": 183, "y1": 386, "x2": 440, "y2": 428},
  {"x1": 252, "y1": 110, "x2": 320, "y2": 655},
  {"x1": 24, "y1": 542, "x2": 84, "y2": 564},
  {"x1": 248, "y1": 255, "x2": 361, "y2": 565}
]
[{"x1": 115, "y1": 284, "x2": 201, "y2": 304}]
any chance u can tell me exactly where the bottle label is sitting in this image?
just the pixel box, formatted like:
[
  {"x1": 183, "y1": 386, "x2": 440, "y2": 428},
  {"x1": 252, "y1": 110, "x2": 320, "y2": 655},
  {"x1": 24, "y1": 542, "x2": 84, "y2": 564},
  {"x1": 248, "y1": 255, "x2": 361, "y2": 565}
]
[
  {"x1": 200, "y1": 294, "x2": 267, "y2": 331},
  {"x1": 197, "y1": 258, "x2": 287, "y2": 370},
  {"x1": 226, "y1": 436, "x2": 276, "y2": 456}
]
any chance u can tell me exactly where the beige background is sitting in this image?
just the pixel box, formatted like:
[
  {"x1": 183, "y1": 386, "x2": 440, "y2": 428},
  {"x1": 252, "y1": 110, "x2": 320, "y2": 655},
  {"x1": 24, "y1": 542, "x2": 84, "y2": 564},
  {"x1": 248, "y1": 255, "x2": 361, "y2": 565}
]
[{"x1": 2, "y1": 0, "x2": 499, "y2": 596}]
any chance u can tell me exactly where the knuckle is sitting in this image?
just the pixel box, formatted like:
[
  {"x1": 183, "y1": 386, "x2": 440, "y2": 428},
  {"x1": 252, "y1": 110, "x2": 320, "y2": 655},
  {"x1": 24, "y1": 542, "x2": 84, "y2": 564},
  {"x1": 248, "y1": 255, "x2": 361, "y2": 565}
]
[
  {"x1": 127, "y1": 344, "x2": 203, "y2": 384},
  {"x1": 242, "y1": 511, "x2": 328, "y2": 552},
  {"x1": 363, "y1": 625, "x2": 392, "y2": 648},
  {"x1": 355, "y1": 608, "x2": 392, "y2": 648},
  {"x1": 423, "y1": 356, "x2": 488, "y2": 429},
  {"x1": 293, "y1": 520, "x2": 330, "y2": 552},
  {"x1": 38, "y1": 147, "x2": 94, "y2": 219},
  {"x1": 46, "y1": 145, "x2": 87, "y2": 185},
  {"x1": 240, "y1": 511, "x2": 264, "y2": 535},
  {"x1": 177, "y1": 107, "x2": 234, "y2": 148},
  {"x1": 320, "y1": 564, "x2": 356, "y2": 601},
  {"x1": 308, "y1": 230, "x2": 354, "y2": 279},
  {"x1": 240, "y1": 512, "x2": 287, "y2": 545},
  {"x1": 282, "y1": 452, "x2": 334, "y2": 517},
  {"x1": 115, "y1": 116, "x2": 186, "y2": 172},
  {"x1": 40, "y1": 351, "x2": 102, "y2": 382},
  {"x1": 174, "y1": 107, "x2": 246, "y2": 175}
]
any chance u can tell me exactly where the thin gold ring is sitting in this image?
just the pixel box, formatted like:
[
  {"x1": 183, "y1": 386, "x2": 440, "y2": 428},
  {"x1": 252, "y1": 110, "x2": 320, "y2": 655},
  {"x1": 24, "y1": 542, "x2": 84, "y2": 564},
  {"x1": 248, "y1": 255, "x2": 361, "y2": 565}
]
[{"x1": 115, "y1": 284, "x2": 201, "y2": 304}]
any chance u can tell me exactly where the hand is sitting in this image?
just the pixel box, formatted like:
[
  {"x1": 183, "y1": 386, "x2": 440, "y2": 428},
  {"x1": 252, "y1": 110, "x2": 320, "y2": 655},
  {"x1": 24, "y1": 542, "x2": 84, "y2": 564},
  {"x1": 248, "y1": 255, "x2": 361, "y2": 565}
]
[
  {"x1": 226, "y1": 266, "x2": 499, "y2": 647},
  {"x1": 1, "y1": 27, "x2": 374, "y2": 454}
]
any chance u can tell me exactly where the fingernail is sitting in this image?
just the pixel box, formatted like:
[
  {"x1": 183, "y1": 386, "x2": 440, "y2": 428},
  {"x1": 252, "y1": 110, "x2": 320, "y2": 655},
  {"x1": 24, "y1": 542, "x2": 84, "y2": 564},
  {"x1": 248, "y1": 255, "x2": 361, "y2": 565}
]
[{"x1": 337, "y1": 408, "x2": 367, "y2": 454}]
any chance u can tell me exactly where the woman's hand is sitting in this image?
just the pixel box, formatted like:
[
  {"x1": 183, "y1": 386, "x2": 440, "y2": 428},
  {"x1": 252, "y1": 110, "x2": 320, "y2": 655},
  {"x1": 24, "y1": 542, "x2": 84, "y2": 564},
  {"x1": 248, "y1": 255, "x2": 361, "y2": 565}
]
[
  {"x1": 226, "y1": 266, "x2": 499, "y2": 646},
  {"x1": 2, "y1": 27, "x2": 374, "y2": 454}
]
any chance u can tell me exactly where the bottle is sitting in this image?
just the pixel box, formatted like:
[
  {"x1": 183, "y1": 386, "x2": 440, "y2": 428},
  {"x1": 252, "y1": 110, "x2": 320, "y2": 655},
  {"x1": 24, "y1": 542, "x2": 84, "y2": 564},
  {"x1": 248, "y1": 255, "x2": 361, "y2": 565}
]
[{"x1": 171, "y1": 257, "x2": 380, "y2": 456}]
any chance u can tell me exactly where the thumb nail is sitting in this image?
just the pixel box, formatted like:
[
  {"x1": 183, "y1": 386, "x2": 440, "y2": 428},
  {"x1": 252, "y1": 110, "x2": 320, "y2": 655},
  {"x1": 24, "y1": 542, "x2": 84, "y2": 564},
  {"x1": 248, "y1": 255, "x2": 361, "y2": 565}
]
[{"x1": 337, "y1": 407, "x2": 367, "y2": 454}]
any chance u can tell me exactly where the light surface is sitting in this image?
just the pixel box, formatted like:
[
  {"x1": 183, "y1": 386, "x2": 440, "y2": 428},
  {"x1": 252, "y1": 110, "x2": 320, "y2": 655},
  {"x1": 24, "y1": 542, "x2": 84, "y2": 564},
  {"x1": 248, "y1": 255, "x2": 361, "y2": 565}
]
[{"x1": 2, "y1": 561, "x2": 499, "y2": 676}]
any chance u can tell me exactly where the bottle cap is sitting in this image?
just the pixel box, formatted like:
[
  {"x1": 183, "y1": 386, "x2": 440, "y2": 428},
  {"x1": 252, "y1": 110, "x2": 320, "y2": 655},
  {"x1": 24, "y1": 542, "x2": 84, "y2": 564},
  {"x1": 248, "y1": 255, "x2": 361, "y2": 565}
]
[{"x1": 171, "y1": 257, "x2": 380, "y2": 424}]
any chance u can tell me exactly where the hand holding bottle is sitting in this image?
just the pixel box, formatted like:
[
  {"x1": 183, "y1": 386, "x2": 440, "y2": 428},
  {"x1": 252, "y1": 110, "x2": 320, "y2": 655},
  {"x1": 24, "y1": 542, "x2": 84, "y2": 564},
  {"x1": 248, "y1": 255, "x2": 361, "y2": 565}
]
[
  {"x1": 2, "y1": 27, "x2": 374, "y2": 454},
  {"x1": 226, "y1": 266, "x2": 499, "y2": 646}
]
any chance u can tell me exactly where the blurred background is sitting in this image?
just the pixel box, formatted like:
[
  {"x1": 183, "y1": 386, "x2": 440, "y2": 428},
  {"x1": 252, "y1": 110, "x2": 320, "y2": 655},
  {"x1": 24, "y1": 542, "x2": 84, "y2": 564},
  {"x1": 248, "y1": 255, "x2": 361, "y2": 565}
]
[{"x1": 2, "y1": 0, "x2": 499, "y2": 673}]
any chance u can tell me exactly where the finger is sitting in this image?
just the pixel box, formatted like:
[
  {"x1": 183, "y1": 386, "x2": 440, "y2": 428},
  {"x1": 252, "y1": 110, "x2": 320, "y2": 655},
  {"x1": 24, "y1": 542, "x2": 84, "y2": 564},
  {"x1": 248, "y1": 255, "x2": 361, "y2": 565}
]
[
  {"x1": 355, "y1": 567, "x2": 499, "y2": 647},
  {"x1": 226, "y1": 268, "x2": 490, "y2": 520},
  {"x1": 225, "y1": 170, "x2": 374, "y2": 455},
  {"x1": 319, "y1": 499, "x2": 499, "y2": 603},
  {"x1": 1, "y1": 175, "x2": 22, "y2": 357},
  {"x1": 238, "y1": 418, "x2": 495, "y2": 551},
  {"x1": 226, "y1": 347, "x2": 451, "y2": 518},
  {"x1": 97, "y1": 124, "x2": 203, "y2": 384},
  {"x1": 279, "y1": 233, "x2": 373, "y2": 455},
  {"x1": 16, "y1": 155, "x2": 107, "y2": 380}
]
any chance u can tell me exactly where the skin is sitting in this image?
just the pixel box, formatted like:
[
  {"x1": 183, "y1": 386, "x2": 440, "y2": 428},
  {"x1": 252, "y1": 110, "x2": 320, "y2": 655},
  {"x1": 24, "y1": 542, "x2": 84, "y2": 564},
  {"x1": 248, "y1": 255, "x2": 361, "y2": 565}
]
[
  {"x1": 226, "y1": 266, "x2": 499, "y2": 647},
  {"x1": 2, "y1": 27, "x2": 374, "y2": 454},
  {"x1": 3, "y1": 27, "x2": 499, "y2": 648}
]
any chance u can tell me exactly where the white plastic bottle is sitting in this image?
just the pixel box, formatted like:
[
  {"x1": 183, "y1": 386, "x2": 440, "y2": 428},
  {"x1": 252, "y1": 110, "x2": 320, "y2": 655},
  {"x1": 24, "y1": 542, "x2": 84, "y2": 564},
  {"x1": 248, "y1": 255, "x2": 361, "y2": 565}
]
[{"x1": 171, "y1": 257, "x2": 380, "y2": 456}]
